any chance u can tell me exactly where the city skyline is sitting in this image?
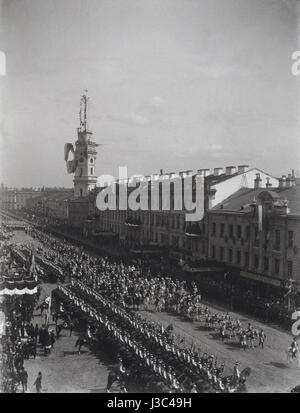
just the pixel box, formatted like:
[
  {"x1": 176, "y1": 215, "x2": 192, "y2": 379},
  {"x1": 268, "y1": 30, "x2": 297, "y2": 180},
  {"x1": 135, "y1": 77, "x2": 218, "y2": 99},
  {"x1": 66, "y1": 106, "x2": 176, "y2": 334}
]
[{"x1": 0, "y1": 0, "x2": 299, "y2": 188}]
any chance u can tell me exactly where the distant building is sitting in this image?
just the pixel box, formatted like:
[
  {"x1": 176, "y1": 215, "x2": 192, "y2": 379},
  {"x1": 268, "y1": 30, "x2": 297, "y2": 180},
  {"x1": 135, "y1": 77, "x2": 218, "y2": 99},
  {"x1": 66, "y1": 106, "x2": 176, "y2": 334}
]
[
  {"x1": 0, "y1": 185, "x2": 41, "y2": 211},
  {"x1": 25, "y1": 189, "x2": 74, "y2": 221}
]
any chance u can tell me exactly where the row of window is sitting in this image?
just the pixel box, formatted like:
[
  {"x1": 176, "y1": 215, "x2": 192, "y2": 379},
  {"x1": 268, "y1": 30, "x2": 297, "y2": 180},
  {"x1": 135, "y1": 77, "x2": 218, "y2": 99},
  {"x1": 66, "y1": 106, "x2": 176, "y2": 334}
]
[
  {"x1": 210, "y1": 245, "x2": 293, "y2": 277},
  {"x1": 98, "y1": 222, "x2": 206, "y2": 253},
  {"x1": 211, "y1": 222, "x2": 248, "y2": 239},
  {"x1": 211, "y1": 222, "x2": 294, "y2": 248},
  {"x1": 78, "y1": 167, "x2": 94, "y2": 176},
  {"x1": 101, "y1": 210, "x2": 187, "y2": 230}
]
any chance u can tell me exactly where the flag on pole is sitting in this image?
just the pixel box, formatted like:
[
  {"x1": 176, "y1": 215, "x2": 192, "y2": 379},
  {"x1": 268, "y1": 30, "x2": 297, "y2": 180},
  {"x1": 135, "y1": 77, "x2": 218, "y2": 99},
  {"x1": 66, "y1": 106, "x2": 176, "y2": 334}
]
[
  {"x1": 29, "y1": 251, "x2": 37, "y2": 281},
  {"x1": 45, "y1": 295, "x2": 52, "y2": 326}
]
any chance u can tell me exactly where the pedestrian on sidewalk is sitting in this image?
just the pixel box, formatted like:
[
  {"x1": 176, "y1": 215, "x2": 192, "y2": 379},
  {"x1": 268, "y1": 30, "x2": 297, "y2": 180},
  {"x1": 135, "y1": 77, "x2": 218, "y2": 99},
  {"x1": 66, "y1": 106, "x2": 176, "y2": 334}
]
[
  {"x1": 34, "y1": 323, "x2": 39, "y2": 343},
  {"x1": 50, "y1": 330, "x2": 56, "y2": 348},
  {"x1": 33, "y1": 372, "x2": 42, "y2": 393},
  {"x1": 69, "y1": 322, "x2": 73, "y2": 337},
  {"x1": 258, "y1": 329, "x2": 266, "y2": 349},
  {"x1": 20, "y1": 367, "x2": 28, "y2": 393},
  {"x1": 75, "y1": 336, "x2": 85, "y2": 354}
]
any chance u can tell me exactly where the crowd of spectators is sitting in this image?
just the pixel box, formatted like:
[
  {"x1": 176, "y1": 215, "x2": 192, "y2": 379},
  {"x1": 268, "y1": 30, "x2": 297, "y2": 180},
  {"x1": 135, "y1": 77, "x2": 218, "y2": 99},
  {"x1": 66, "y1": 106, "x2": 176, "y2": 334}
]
[{"x1": 0, "y1": 295, "x2": 37, "y2": 393}]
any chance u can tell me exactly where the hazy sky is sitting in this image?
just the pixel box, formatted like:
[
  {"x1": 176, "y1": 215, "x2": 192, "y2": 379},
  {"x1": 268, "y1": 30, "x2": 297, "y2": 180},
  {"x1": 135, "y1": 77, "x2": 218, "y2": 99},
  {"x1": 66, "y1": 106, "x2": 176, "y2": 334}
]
[{"x1": 0, "y1": 0, "x2": 299, "y2": 188}]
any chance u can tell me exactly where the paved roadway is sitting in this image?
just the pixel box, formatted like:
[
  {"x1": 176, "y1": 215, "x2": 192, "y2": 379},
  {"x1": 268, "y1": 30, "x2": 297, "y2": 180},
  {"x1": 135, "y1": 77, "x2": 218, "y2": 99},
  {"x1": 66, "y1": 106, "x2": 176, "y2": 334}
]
[
  {"x1": 10, "y1": 230, "x2": 300, "y2": 393},
  {"x1": 24, "y1": 284, "x2": 112, "y2": 393},
  {"x1": 139, "y1": 307, "x2": 300, "y2": 393}
]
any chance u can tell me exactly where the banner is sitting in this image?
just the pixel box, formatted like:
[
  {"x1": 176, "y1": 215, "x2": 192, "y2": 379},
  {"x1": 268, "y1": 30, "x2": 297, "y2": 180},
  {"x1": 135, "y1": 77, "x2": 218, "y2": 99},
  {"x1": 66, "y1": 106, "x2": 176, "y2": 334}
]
[{"x1": 0, "y1": 286, "x2": 38, "y2": 296}]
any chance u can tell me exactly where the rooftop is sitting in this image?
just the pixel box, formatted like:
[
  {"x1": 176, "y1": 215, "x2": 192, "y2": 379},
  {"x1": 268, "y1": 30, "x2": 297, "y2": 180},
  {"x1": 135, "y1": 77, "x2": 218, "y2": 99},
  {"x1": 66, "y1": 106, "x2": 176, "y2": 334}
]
[{"x1": 212, "y1": 183, "x2": 300, "y2": 215}]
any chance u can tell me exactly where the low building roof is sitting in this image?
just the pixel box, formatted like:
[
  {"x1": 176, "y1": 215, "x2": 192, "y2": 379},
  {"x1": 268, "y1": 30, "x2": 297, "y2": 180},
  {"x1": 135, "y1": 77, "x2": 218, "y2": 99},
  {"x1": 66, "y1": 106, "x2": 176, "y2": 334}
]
[
  {"x1": 212, "y1": 184, "x2": 300, "y2": 215},
  {"x1": 205, "y1": 167, "x2": 278, "y2": 186}
]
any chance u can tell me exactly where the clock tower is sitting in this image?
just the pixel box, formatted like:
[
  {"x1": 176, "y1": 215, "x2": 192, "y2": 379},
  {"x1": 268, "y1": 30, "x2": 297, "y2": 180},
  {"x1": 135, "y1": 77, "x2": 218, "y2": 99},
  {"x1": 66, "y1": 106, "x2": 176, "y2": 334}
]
[{"x1": 73, "y1": 91, "x2": 99, "y2": 198}]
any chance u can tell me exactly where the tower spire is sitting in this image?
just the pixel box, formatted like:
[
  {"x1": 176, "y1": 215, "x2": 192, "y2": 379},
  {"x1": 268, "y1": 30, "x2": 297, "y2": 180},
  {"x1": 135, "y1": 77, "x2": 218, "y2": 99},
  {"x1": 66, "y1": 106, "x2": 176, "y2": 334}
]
[{"x1": 79, "y1": 90, "x2": 89, "y2": 132}]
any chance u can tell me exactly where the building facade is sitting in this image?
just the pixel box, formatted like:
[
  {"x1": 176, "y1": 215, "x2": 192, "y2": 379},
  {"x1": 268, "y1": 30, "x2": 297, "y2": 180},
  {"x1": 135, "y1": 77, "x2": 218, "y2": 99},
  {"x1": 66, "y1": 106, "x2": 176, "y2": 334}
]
[
  {"x1": 91, "y1": 168, "x2": 291, "y2": 265},
  {"x1": 207, "y1": 177, "x2": 300, "y2": 286},
  {"x1": 25, "y1": 189, "x2": 74, "y2": 221},
  {"x1": 0, "y1": 186, "x2": 41, "y2": 211}
]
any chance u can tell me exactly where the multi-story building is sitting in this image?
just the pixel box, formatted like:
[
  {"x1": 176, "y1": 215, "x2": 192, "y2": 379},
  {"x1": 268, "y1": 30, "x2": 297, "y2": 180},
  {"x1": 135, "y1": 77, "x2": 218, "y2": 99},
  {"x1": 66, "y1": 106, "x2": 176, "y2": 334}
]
[
  {"x1": 25, "y1": 188, "x2": 74, "y2": 221},
  {"x1": 207, "y1": 173, "x2": 300, "y2": 286},
  {"x1": 93, "y1": 167, "x2": 282, "y2": 260},
  {"x1": 0, "y1": 185, "x2": 41, "y2": 211}
]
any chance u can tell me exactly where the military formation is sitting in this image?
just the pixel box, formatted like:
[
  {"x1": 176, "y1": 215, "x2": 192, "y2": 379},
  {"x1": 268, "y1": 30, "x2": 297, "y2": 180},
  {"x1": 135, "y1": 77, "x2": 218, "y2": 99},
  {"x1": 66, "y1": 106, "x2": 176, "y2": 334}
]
[{"x1": 53, "y1": 281, "x2": 248, "y2": 393}]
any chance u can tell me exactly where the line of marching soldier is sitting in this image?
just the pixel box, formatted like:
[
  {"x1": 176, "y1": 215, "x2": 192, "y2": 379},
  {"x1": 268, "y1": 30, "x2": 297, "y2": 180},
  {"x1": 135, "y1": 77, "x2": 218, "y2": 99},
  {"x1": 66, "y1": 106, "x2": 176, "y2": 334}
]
[{"x1": 56, "y1": 281, "x2": 244, "y2": 393}]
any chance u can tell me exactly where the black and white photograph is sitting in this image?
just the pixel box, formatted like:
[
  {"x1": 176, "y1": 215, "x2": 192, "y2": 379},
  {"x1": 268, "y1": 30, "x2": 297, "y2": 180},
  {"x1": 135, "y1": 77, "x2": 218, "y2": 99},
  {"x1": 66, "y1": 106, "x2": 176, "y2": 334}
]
[{"x1": 0, "y1": 0, "x2": 300, "y2": 397}]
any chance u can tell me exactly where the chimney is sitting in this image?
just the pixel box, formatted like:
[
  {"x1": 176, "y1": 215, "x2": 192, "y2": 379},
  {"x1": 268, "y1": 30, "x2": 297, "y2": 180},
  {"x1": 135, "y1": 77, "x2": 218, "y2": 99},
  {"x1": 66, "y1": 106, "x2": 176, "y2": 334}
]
[
  {"x1": 254, "y1": 173, "x2": 262, "y2": 188},
  {"x1": 238, "y1": 165, "x2": 249, "y2": 174},
  {"x1": 286, "y1": 173, "x2": 296, "y2": 188},
  {"x1": 160, "y1": 169, "x2": 163, "y2": 175},
  {"x1": 290, "y1": 171, "x2": 296, "y2": 186},
  {"x1": 266, "y1": 177, "x2": 272, "y2": 189},
  {"x1": 225, "y1": 166, "x2": 236, "y2": 176},
  {"x1": 213, "y1": 167, "x2": 223, "y2": 176},
  {"x1": 197, "y1": 168, "x2": 210, "y2": 177},
  {"x1": 282, "y1": 199, "x2": 290, "y2": 214},
  {"x1": 179, "y1": 170, "x2": 193, "y2": 178},
  {"x1": 281, "y1": 175, "x2": 287, "y2": 188}
]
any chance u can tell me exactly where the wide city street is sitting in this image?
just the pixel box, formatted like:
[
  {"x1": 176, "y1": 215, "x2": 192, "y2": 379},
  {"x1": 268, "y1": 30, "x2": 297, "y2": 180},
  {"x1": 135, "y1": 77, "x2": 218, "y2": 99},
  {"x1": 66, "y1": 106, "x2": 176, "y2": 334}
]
[{"x1": 9, "y1": 230, "x2": 300, "y2": 393}]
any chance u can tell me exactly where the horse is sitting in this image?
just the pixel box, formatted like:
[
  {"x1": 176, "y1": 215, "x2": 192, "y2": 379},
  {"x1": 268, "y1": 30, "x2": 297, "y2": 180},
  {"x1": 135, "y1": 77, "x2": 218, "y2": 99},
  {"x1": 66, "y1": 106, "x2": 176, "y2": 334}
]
[
  {"x1": 106, "y1": 367, "x2": 128, "y2": 393},
  {"x1": 223, "y1": 367, "x2": 251, "y2": 393}
]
